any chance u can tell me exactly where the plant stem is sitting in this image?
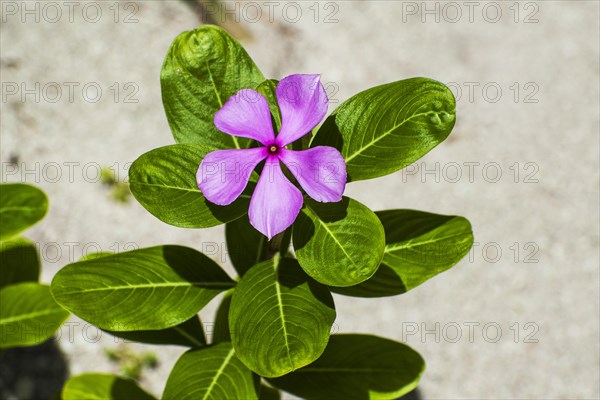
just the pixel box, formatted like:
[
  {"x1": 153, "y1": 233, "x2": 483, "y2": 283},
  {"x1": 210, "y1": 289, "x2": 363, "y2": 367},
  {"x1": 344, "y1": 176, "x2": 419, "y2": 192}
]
[{"x1": 266, "y1": 232, "x2": 285, "y2": 259}]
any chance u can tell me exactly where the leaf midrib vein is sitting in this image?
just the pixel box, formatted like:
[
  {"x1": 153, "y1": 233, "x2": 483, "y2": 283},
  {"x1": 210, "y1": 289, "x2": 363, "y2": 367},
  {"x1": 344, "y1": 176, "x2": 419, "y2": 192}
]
[
  {"x1": 306, "y1": 207, "x2": 356, "y2": 268},
  {"x1": 173, "y1": 325, "x2": 204, "y2": 347},
  {"x1": 59, "y1": 281, "x2": 234, "y2": 295},
  {"x1": 201, "y1": 347, "x2": 235, "y2": 400},
  {"x1": 130, "y1": 181, "x2": 251, "y2": 199},
  {"x1": 273, "y1": 258, "x2": 295, "y2": 369},
  {"x1": 0, "y1": 308, "x2": 65, "y2": 324},
  {"x1": 0, "y1": 207, "x2": 43, "y2": 213},
  {"x1": 129, "y1": 181, "x2": 199, "y2": 193},
  {"x1": 385, "y1": 232, "x2": 469, "y2": 253},
  {"x1": 205, "y1": 60, "x2": 240, "y2": 150},
  {"x1": 345, "y1": 109, "x2": 454, "y2": 163}
]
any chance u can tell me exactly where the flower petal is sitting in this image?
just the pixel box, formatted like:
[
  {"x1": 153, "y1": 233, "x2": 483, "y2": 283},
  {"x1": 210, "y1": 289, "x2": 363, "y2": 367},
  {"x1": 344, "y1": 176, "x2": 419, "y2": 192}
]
[
  {"x1": 214, "y1": 89, "x2": 275, "y2": 145},
  {"x1": 248, "y1": 157, "x2": 303, "y2": 239},
  {"x1": 279, "y1": 147, "x2": 346, "y2": 203},
  {"x1": 275, "y1": 74, "x2": 328, "y2": 146},
  {"x1": 197, "y1": 148, "x2": 267, "y2": 206}
]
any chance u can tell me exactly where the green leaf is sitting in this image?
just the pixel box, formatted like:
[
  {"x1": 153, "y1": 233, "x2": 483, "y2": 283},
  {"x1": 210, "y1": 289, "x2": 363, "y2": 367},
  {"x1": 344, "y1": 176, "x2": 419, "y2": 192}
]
[
  {"x1": 256, "y1": 79, "x2": 281, "y2": 131},
  {"x1": 0, "y1": 283, "x2": 69, "y2": 348},
  {"x1": 212, "y1": 290, "x2": 233, "y2": 343},
  {"x1": 129, "y1": 144, "x2": 250, "y2": 228},
  {"x1": 0, "y1": 237, "x2": 39, "y2": 289},
  {"x1": 51, "y1": 246, "x2": 234, "y2": 331},
  {"x1": 0, "y1": 183, "x2": 48, "y2": 240},
  {"x1": 62, "y1": 373, "x2": 155, "y2": 400},
  {"x1": 229, "y1": 256, "x2": 336, "y2": 378},
  {"x1": 329, "y1": 264, "x2": 408, "y2": 298},
  {"x1": 312, "y1": 78, "x2": 456, "y2": 181},
  {"x1": 163, "y1": 342, "x2": 260, "y2": 400},
  {"x1": 225, "y1": 214, "x2": 291, "y2": 278},
  {"x1": 161, "y1": 25, "x2": 265, "y2": 148},
  {"x1": 293, "y1": 197, "x2": 385, "y2": 287},
  {"x1": 278, "y1": 227, "x2": 293, "y2": 257},
  {"x1": 104, "y1": 315, "x2": 206, "y2": 348},
  {"x1": 268, "y1": 334, "x2": 425, "y2": 400},
  {"x1": 334, "y1": 210, "x2": 473, "y2": 297},
  {"x1": 379, "y1": 210, "x2": 473, "y2": 289},
  {"x1": 225, "y1": 215, "x2": 267, "y2": 277},
  {"x1": 78, "y1": 251, "x2": 113, "y2": 261}
]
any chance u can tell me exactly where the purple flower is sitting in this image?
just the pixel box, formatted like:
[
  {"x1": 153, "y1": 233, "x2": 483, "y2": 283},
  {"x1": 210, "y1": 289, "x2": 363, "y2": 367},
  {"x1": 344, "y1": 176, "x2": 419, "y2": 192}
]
[{"x1": 196, "y1": 74, "x2": 347, "y2": 239}]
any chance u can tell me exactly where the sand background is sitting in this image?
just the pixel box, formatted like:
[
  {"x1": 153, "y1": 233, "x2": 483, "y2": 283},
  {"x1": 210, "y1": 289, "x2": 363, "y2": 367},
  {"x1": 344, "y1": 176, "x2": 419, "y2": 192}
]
[{"x1": 1, "y1": 1, "x2": 599, "y2": 398}]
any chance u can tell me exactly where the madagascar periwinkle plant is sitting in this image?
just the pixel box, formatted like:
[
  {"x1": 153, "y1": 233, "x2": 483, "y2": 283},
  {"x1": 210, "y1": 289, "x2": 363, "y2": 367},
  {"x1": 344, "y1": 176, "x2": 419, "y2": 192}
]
[
  {"x1": 49, "y1": 25, "x2": 473, "y2": 399},
  {"x1": 0, "y1": 183, "x2": 70, "y2": 351}
]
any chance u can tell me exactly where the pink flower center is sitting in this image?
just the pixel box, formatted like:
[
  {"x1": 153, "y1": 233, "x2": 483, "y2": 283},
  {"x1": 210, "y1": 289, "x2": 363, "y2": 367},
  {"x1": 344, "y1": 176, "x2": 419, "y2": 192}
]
[{"x1": 267, "y1": 144, "x2": 280, "y2": 156}]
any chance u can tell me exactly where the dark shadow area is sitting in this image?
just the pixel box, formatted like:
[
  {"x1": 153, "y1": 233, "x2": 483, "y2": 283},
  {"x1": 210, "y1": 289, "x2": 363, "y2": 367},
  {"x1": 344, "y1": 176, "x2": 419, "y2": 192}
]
[
  {"x1": 400, "y1": 388, "x2": 423, "y2": 400},
  {"x1": 376, "y1": 210, "x2": 456, "y2": 244},
  {"x1": 161, "y1": 245, "x2": 235, "y2": 288},
  {"x1": 0, "y1": 239, "x2": 40, "y2": 288},
  {"x1": 287, "y1": 209, "x2": 315, "y2": 253},
  {"x1": 278, "y1": 258, "x2": 336, "y2": 320},
  {"x1": 212, "y1": 291, "x2": 233, "y2": 343},
  {"x1": 306, "y1": 197, "x2": 349, "y2": 223},
  {"x1": 205, "y1": 191, "x2": 251, "y2": 224},
  {"x1": 276, "y1": 257, "x2": 313, "y2": 291},
  {"x1": 225, "y1": 213, "x2": 268, "y2": 277},
  {"x1": 109, "y1": 377, "x2": 155, "y2": 400},
  {"x1": 309, "y1": 114, "x2": 349, "y2": 176},
  {"x1": 292, "y1": 197, "x2": 350, "y2": 253},
  {"x1": 330, "y1": 263, "x2": 407, "y2": 298},
  {"x1": 103, "y1": 315, "x2": 205, "y2": 348},
  {"x1": 280, "y1": 258, "x2": 336, "y2": 314},
  {"x1": 0, "y1": 340, "x2": 68, "y2": 400},
  {"x1": 268, "y1": 334, "x2": 425, "y2": 399}
]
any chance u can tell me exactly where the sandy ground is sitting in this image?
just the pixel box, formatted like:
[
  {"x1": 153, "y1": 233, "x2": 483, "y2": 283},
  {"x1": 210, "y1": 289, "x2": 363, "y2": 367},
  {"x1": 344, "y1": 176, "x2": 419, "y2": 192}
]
[{"x1": 1, "y1": 1, "x2": 599, "y2": 399}]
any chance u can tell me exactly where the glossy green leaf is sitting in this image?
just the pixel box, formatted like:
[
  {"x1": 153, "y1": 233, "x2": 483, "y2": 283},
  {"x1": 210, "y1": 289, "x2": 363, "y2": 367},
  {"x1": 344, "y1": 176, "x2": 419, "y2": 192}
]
[
  {"x1": 161, "y1": 25, "x2": 265, "y2": 148},
  {"x1": 78, "y1": 251, "x2": 113, "y2": 261},
  {"x1": 0, "y1": 237, "x2": 39, "y2": 289},
  {"x1": 51, "y1": 246, "x2": 234, "y2": 331},
  {"x1": 62, "y1": 373, "x2": 155, "y2": 400},
  {"x1": 129, "y1": 144, "x2": 250, "y2": 228},
  {"x1": 224, "y1": 214, "x2": 291, "y2": 279},
  {"x1": 229, "y1": 257, "x2": 336, "y2": 378},
  {"x1": 334, "y1": 210, "x2": 473, "y2": 297},
  {"x1": 104, "y1": 315, "x2": 206, "y2": 348},
  {"x1": 163, "y1": 342, "x2": 259, "y2": 400},
  {"x1": 268, "y1": 334, "x2": 425, "y2": 400},
  {"x1": 293, "y1": 197, "x2": 385, "y2": 287},
  {"x1": 212, "y1": 290, "x2": 233, "y2": 343},
  {"x1": 0, "y1": 283, "x2": 69, "y2": 348},
  {"x1": 0, "y1": 183, "x2": 48, "y2": 240},
  {"x1": 226, "y1": 215, "x2": 268, "y2": 277},
  {"x1": 379, "y1": 210, "x2": 473, "y2": 290},
  {"x1": 312, "y1": 78, "x2": 456, "y2": 181}
]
